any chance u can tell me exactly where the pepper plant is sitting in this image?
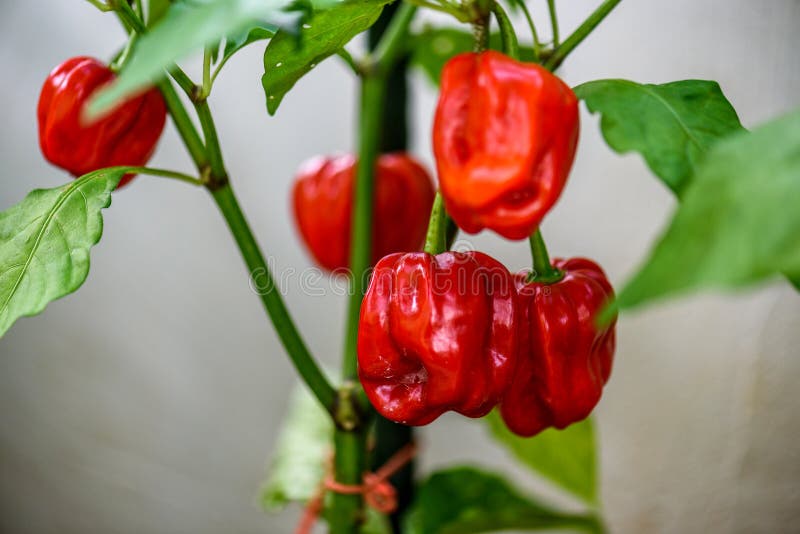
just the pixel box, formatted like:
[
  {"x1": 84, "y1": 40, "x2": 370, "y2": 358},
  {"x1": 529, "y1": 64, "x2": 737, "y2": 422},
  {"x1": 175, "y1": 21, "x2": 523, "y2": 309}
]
[{"x1": 2, "y1": 0, "x2": 799, "y2": 532}]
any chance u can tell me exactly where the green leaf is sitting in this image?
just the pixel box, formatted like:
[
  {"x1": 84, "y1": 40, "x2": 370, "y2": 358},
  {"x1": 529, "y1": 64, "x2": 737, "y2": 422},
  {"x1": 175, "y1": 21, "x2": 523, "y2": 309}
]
[
  {"x1": 90, "y1": 0, "x2": 300, "y2": 117},
  {"x1": 789, "y1": 275, "x2": 800, "y2": 292},
  {"x1": 410, "y1": 27, "x2": 537, "y2": 86},
  {"x1": 574, "y1": 79, "x2": 744, "y2": 195},
  {"x1": 614, "y1": 109, "x2": 800, "y2": 313},
  {"x1": 485, "y1": 411, "x2": 597, "y2": 504},
  {"x1": 403, "y1": 467, "x2": 603, "y2": 534},
  {"x1": 220, "y1": 25, "x2": 277, "y2": 66},
  {"x1": 146, "y1": 0, "x2": 171, "y2": 27},
  {"x1": 0, "y1": 168, "x2": 126, "y2": 337},
  {"x1": 261, "y1": 0, "x2": 392, "y2": 115},
  {"x1": 259, "y1": 382, "x2": 332, "y2": 509},
  {"x1": 410, "y1": 28, "x2": 474, "y2": 86}
]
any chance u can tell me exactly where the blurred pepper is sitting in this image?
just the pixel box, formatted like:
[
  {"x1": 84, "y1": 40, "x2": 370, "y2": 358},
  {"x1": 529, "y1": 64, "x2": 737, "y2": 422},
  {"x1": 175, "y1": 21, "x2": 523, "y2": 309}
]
[
  {"x1": 292, "y1": 153, "x2": 435, "y2": 272},
  {"x1": 433, "y1": 51, "x2": 579, "y2": 240},
  {"x1": 500, "y1": 258, "x2": 616, "y2": 437},
  {"x1": 358, "y1": 251, "x2": 518, "y2": 425},
  {"x1": 38, "y1": 57, "x2": 167, "y2": 188}
]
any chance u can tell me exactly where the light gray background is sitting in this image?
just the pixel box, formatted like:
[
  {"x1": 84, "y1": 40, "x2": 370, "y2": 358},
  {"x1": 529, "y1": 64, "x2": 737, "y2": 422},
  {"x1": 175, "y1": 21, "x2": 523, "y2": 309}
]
[{"x1": 1, "y1": 1, "x2": 799, "y2": 533}]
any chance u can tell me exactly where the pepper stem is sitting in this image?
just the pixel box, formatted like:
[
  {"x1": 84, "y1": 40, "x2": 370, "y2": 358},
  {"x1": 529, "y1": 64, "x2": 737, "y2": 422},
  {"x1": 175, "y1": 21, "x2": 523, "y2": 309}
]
[
  {"x1": 492, "y1": 2, "x2": 520, "y2": 60},
  {"x1": 423, "y1": 193, "x2": 448, "y2": 255},
  {"x1": 527, "y1": 229, "x2": 564, "y2": 284}
]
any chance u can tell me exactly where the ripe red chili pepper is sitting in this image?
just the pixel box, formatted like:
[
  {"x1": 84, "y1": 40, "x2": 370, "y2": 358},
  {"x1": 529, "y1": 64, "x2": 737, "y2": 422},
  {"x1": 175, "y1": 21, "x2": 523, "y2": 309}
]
[
  {"x1": 432, "y1": 51, "x2": 579, "y2": 240},
  {"x1": 38, "y1": 57, "x2": 167, "y2": 188},
  {"x1": 292, "y1": 153, "x2": 436, "y2": 272},
  {"x1": 358, "y1": 251, "x2": 518, "y2": 426},
  {"x1": 500, "y1": 258, "x2": 616, "y2": 437}
]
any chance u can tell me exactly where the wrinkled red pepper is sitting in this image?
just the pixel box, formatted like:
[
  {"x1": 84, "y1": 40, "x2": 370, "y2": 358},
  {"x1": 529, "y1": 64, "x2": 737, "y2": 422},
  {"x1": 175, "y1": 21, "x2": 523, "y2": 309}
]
[
  {"x1": 358, "y1": 251, "x2": 519, "y2": 425},
  {"x1": 433, "y1": 51, "x2": 579, "y2": 240},
  {"x1": 500, "y1": 258, "x2": 616, "y2": 437},
  {"x1": 292, "y1": 153, "x2": 435, "y2": 271},
  {"x1": 38, "y1": 57, "x2": 167, "y2": 188}
]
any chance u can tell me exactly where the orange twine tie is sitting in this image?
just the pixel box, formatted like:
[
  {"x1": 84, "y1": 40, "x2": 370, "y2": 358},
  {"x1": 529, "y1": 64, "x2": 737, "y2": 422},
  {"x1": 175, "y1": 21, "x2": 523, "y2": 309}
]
[{"x1": 296, "y1": 442, "x2": 418, "y2": 534}]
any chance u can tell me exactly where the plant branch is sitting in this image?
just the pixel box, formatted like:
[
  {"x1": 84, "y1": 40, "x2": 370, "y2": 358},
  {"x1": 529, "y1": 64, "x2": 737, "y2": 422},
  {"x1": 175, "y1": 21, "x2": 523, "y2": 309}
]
[
  {"x1": 86, "y1": 0, "x2": 113, "y2": 11},
  {"x1": 202, "y1": 45, "x2": 213, "y2": 98},
  {"x1": 195, "y1": 100, "x2": 226, "y2": 181},
  {"x1": 517, "y1": 0, "x2": 541, "y2": 60},
  {"x1": 211, "y1": 185, "x2": 337, "y2": 411},
  {"x1": 336, "y1": 48, "x2": 361, "y2": 76},
  {"x1": 134, "y1": 166, "x2": 204, "y2": 186},
  {"x1": 547, "y1": 0, "x2": 559, "y2": 47},
  {"x1": 544, "y1": 0, "x2": 623, "y2": 71},
  {"x1": 107, "y1": 0, "x2": 335, "y2": 414}
]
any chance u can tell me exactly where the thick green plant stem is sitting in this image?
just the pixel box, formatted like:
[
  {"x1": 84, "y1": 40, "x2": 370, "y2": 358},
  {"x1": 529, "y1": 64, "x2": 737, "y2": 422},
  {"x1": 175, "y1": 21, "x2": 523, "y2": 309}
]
[
  {"x1": 331, "y1": 427, "x2": 369, "y2": 533},
  {"x1": 366, "y1": 5, "x2": 417, "y2": 532},
  {"x1": 211, "y1": 185, "x2": 337, "y2": 410},
  {"x1": 528, "y1": 229, "x2": 564, "y2": 284},
  {"x1": 544, "y1": 0, "x2": 623, "y2": 71},
  {"x1": 342, "y1": 74, "x2": 385, "y2": 382},
  {"x1": 156, "y1": 79, "x2": 207, "y2": 169},
  {"x1": 334, "y1": 5, "x2": 418, "y2": 533}
]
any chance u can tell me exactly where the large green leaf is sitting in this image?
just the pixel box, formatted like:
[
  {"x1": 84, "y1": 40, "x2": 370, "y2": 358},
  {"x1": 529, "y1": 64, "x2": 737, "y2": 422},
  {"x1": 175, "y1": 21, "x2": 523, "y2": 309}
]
[
  {"x1": 90, "y1": 0, "x2": 300, "y2": 117},
  {"x1": 403, "y1": 467, "x2": 603, "y2": 534},
  {"x1": 259, "y1": 383, "x2": 332, "y2": 509},
  {"x1": 0, "y1": 168, "x2": 126, "y2": 337},
  {"x1": 146, "y1": 0, "x2": 171, "y2": 27},
  {"x1": 261, "y1": 0, "x2": 391, "y2": 115},
  {"x1": 574, "y1": 79, "x2": 744, "y2": 195},
  {"x1": 410, "y1": 27, "x2": 537, "y2": 86},
  {"x1": 485, "y1": 411, "x2": 597, "y2": 504},
  {"x1": 614, "y1": 109, "x2": 800, "y2": 313}
]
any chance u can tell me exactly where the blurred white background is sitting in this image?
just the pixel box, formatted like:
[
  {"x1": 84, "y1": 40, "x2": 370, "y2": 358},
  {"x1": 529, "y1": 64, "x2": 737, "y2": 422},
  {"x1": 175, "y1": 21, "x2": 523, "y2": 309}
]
[{"x1": 1, "y1": 1, "x2": 799, "y2": 533}]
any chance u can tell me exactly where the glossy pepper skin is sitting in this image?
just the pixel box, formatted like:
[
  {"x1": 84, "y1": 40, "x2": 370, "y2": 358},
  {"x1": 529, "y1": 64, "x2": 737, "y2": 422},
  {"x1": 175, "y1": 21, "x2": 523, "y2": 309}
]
[
  {"x1": 38, "y1": 57, "x2": 167, "y2": 188},
  {"x1": 500, "y1": 258, "x2": 616, "y2": 437},
  {"x1": 358, "y1": 251, "x2": 518, "y2": 426},
  {"x1": 433, "y1": 51, "x2": 579, "y2": 240},
  {"x1": 292, "y1": 153, "x2": 435, "y2": 272}
]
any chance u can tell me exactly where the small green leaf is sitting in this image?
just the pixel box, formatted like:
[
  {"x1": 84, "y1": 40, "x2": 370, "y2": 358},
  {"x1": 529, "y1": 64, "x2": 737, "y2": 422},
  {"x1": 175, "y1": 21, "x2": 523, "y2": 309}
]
[
  {"x1": 574, "y1": 79, "x2": 744, "y2": 195},
  {"x1": 614, "y1": 109, "x2": 800, "y2": 312},
  {"x1": 225, "y1": 27, "x2": 277, "y2": 60},
  {"x1": 0, "y1": 168, "x2": 127, "y2": 337},
  {"x1": 90, "y1": 0, "x2": 299, "y2": 117},
  {"x1": 261, "y1": 0, "x2": 392, "y2": 115},
  {"x1": 485, "y1": 411, "x2": 597, "y2": 504},
  {"x1": 403, "y1": 467, "x2": 603, "y2": 534},
  {"x1": 410, "y1": 27, "x2": 537, "y2": 86},
  {"x1": 259, "y1": 383, "x2": 332, "y2": 509}
]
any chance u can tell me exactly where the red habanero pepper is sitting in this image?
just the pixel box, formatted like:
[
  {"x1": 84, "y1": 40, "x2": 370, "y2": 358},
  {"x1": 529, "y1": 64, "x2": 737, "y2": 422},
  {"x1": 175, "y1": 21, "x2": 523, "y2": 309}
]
[
  {"x1": 358, "y1": 251, "x2": 518, "y2": 426},
  {"x1": 292, "y1": 153, "x2": 435, "y2": 272},
  {"x1": 500, "y1": 258, "x2": 616, "y2": 437},
  {"x1": 432, "y1": 51, "x2": 579, "y2": 240},
  {"x1": 38, "y1": 57, "x2": 167, "y2": 188}
]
